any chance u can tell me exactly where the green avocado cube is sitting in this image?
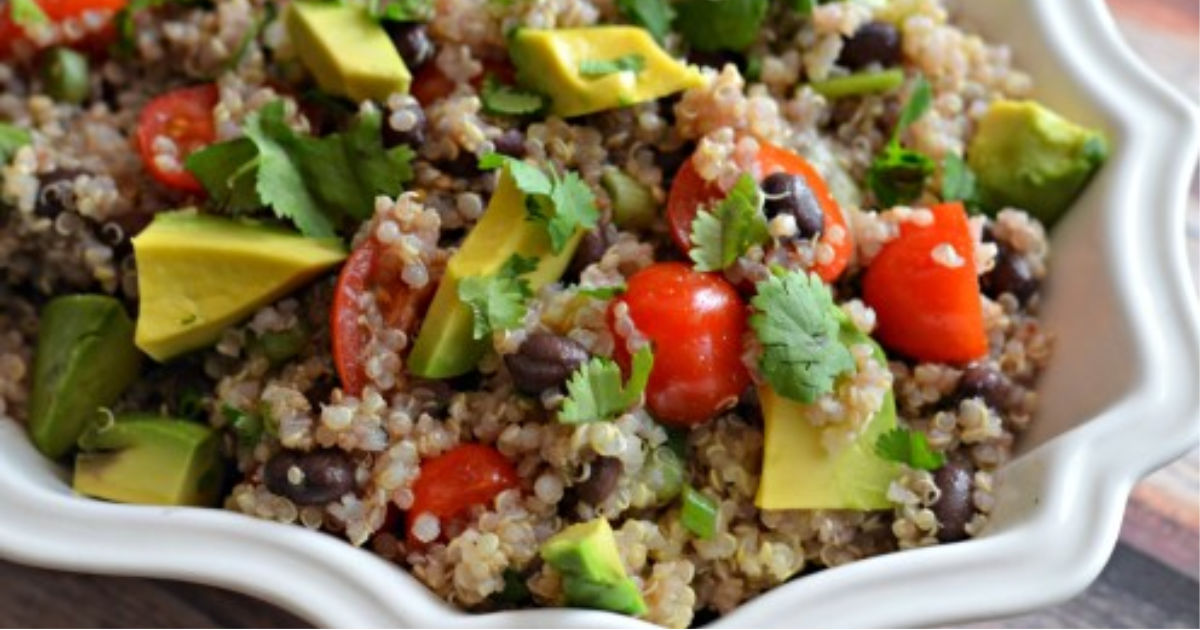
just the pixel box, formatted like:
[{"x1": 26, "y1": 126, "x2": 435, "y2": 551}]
[
  {"x1": 562, "y1": 574, "x2": 648, "y2": 616},
  {"x1": 540, "y1": 518, "x2": 648, "y2": 615},
  {"x1": 286, "y1": 1, "x2": 411, "y2": 102},
  {"x1": 73, "y1": 415, "x2": 224, "y2": 507},
  {"x1": 29, "y1": 295, "x2": 142, "y2": 459}
]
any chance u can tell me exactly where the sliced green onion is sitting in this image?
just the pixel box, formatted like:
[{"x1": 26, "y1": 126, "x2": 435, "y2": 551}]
[
  {"x1": 42, "y1": 47, "x2": 90, "y2": 105},
  {"x1": 808, "y1": 68, "x2": 905, "y2": 100},
  {"x1": 255, "y1": 326, "x2": 307, "y2": 364},
  {"x1": 681, "y1": 485, "x2": 718, "y2": 539}
]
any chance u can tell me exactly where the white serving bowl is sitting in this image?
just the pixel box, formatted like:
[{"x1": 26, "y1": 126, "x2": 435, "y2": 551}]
[{"x1": 1, "y1": 0, "x2": 1196, "y2": 627}]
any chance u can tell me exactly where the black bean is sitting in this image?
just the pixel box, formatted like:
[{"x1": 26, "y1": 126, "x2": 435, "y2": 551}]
[
  {"x1": 981, "y1": 240, "x2": 1039, "y2": 304},
  {"x1": 837, "y1": 21, "x2": 902, "y2": 70},
  {"x1": 381, "y1": 101, "x2": 427, "y2": 149},
  {"x1": 34, "y1": 169, "x2": 85, "y2": 218},
  {"x1": 576, "y1": 456, "x2": 623, "y2": 505},
  {"x1": 957, "y1": 363, "x2": 1012, "y2": 412},
  {"x1": 566, "y1": 226, "x2": 611, "y2": 280},
  {"x1": 761, "y1": 172, "x2": 824, "y2": 239},
  {"x1": 384, "y1": 22, "x2": 435, "y2": 72},
  {"x1": 932, "y1": 459, "x2": 975, "y2": 542},
  {"x1": 493, "y1": 128, "x2": 526, "y2": 158},
  {"x1": 655, "y1": 142, "x2": 694, "y2": 186},
  {"x1": 436, "y1": 150, "x2": 481, "y2": 178},
  {"x1": 504, "y1": 333, "x2": 590, "y2": 395},
  {"x1": 263, "y1": 449, "x2": 356, "y2": 505}
]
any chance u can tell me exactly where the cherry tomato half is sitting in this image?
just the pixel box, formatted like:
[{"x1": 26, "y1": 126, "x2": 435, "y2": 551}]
[
  {"x1": 0, "y1": 0, "x2": 127, "y2": 58},
  {"x1": 666, "y1": 142, "x2": 853, "y2": 283},
  {"x1": 862, "y1": 201, "x2": 987, "y2": 364},
  {"x1": 330, "y1": 239, "x2": 435, "y2": 397},
  {"x1": 407, "y1": 443, "x2": 518, "y2": 544},
  {"x1": 607, "y1": 262, "x2": 751, "y2": 426},
  {"x1": 135, "y1": 83, "x2": 219, "y2": 193}
]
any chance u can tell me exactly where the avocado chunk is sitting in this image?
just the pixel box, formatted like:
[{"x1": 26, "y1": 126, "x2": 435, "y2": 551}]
[
  {"x1": 541, "y1": 518, "x2": 647, "y2": 616},
  {"x1": 132, "y1": 211, "x2": 346, "y2": 362},
  {"x1": 286, "y1": 0, "x2": 411, "y2": 102},
  {"x1": 601, "y1": 167, "x2": 657, "y2": 231},
  {"x1": 29, "y1": 295, "x2": 142, "y2": 459},
  {"x1": 968, "y1": 99, "x2": 1107, "y2": 225},
  {"x1": 407, "y1": 170, "x2": 582, "y2": 378},
  {"x1": 755, "y1": 327, "x2": 899, "y2": 510},
  {"x1": 509, "y1": 26, "x2": 704, "y2": 118},
  {"x1": 73, "y1": 414, "x2": 224, "y2": 506}
]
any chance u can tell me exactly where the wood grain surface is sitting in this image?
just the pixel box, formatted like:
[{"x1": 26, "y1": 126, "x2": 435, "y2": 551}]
[{"x1": 0, "y1": 1, "x2": 1197, "y2": 628}]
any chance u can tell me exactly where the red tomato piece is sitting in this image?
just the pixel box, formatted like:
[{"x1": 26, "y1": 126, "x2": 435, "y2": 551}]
[
  {"x1": 0, "y1": 0, "x2": 127, "y2": 58},
  {"x1": 135, "y1": 83, "x2": 218, "y2": 193},
  {"x1": 411, "y1": 58, "x2": 515, "y2": 107},
  {"x1": 407, "y1": 444, "x2": 519, "y2": 544},
  {"x1": 330, "y1": 239, "x2": 436, "y2": 397},
  {"x1": 665, "y1": 142, "x2": 853, "y2": 283},
  {"x1": 607, "y1": 262, "x2": 751, "y2": 426},
  {"x1": 862, "y1": 201, "x2": 988, "y2": 364}
]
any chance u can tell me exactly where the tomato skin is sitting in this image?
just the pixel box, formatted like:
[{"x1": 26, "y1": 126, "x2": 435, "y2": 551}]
[
  {"x1": 411, "y1": 58, "x2": 515, "y2": 107},
  {"x1": 666, "y1": 142, "x2": 853, "y2": 283},
  {"x1": 135, "y1": 84, "x2": 218, "y2": 193},
  {"x1": 407, "y1": 444, "x2": 519, "y2": 543},
  {"x1": 607, "y1": 262, "x2": 751, "y2": 426},
  {"x1": 0, "y1": 0, "x2": 127, "y2": 58},
  {"x1": 862, "y1": 202, "x2": 987, "y2": 364}
]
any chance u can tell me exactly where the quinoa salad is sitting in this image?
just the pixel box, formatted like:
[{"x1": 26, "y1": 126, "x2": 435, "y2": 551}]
[{"x1": 0, "y1": 0, "x2": 1108, "y2": 626}]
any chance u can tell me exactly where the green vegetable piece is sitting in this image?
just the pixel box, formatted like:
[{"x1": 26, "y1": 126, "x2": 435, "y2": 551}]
[
  {"x1": 407, "y1": 167, "x2": 584, "y2": 378},
  {"x1": 41, "y1": 47, "x2": 90, "y2": 105},
  {"x1": 540, "y1": 518, "x2": 648, "y2": 616},
  {"x1": 495, "y1": 568, "x2": 533, "y2": 605},
  {"x1": 367, "y1": 0, "x2": 434, "y2": 22},
  {"x1": 254, "y1": 325, "x2": 308, "y2": 364},
  {"x1": 681, "y1": 486, "x2": 718, "y2": 539},
  {"x1": 559, "y1": 346, "x2": 653, "y2": 424},
  {"x1": 223, "y1": 404, "x2": 264, "y2": 449},
  {"x1": 285, "y1": 0, "x2": 411, "y2": 101},
  {"x1": 809, "y1": 68, "x2": 904, "y2": 99},
  {"x1": 615, "y1": 0, "x2": 676, "y2": 44},
  {"x1": 73, "y1": 414, "x2": 224, "y2": 506},
  {"x1": 867, "y1": 75, "x2": 935, "y2": 207},
  {"x1": 874, "y1": 427, "x2": 945, "y2": 471},
  {"x1": 940, "y1": 153, "x2": 980, "y2": 212},
  {"x1": 675, "y1": 0, "x2": 767, "y2": 52},
  {"x1": 11, "y1": 0, "x2": 48, "y2": 27},
  {"x1": 480, "y1": 76, "x2": 546, "y2": 117},
  {"x1": 29, "y1": 295, "x2": 142, "y2": 459},
  {"x1": 968, "y1": 99, "x2": 1108, "y2": 225},
  {"x1": 478, "y1": 153, "x2": 599, "y2": 255},
  {"x1": 185, "y1": 138, "x2": 262, "y2": 214},
  {"x1": 457, "y1": 254, "x2": 537, "y2": 340},
  {"x1": 639, "y1": 446, "x2": 685, "y2": 505},
  {"x1": 688, "y1": 173, "x2": 769, "y2": 272},
  {"x1": 0, "y1": 122, "x2": 32, "y2": 166},
  {"x1": 601, "y1": 167, "x2": 657, "y2": 231}
]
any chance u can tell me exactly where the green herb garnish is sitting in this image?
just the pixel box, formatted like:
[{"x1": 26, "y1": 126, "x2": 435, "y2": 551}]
[
  {"x1": 579, "y1": 54, "x2": 646, "y2": 78},
  {"x1": 674, "y1": 0, "x2": 767, "y2": 53},
  {"x1": 481, "y1": 75, "x2": 547, "y2": 116},
  {"x1": 560, "y1": 346, "x2": 653, "y2": 423},
  {"x1": 616, "y1": 0, "x2": 676, "y2": 43},
  {"x1": 0, "y1": 123, "x2": 32, "y2": 166},
  {"x1": 680, "y1": 486, "x2": 719, "y2": 539},
  {"x1": 478, "y1": 153, "x2": 599, "y2": 254},
  {"x1": 457, "y1": 254, "x2": 539, "y2": 340},
  {"x1": 223, "y1": 404, "x2": 264, "y2": 449},
  {"x1": 749, "y1": 269, "x2": 855, "y2": 403},
  {"x1": 574, "y1": 284, "x2": 627, "y2": 300},
  {"x1": 367, "y1": 0, "x2": 434, "y2": 21},
  {"x1": 940, "y1": 153, "x2": 981, "y2": 213},
  {"x1": 688, "y1": 173, "x2": 769, "y2": 272},
  {"x1": 874, "y1": 427, "x2": 945, "y2": 470},
  {"x1": 866, "y1": 75, "x2": 935, "y2": 207}
]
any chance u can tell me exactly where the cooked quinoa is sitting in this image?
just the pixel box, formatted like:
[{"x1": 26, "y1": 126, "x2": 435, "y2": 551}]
[{"x1": 1, "y1": 0, "x2": 1104, "y2": 626}]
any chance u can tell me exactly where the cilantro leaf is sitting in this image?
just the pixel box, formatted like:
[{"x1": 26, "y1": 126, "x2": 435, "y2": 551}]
[
  {"x1": 11, "y1": 0, "x2": 49, "y2": 27},
  {"x1": 560, "y1": 346, "x2": 654, "y2": 423},
  {"x1": 479, "y1": 153, "x2": 599, "y2": 253},
  {"x1": 579, "y1": 54, "x2": 646, "y2": 78},
  {"x1": 0, "y1": 123, "x2": 32, "y2": 166},
  {"x1": 688, "y1": 173, "x2": 769, "y2": 271},
  {"x1": 749, "y1": 269, "x2": 855, "y2": 403},
  {"x1": 367, "y1": 0, "x2": 434, "y2": 21},
  {"x1": 457, "y1": 254, "x2": 537, "y2": 340},
  {"x1": 675, "y1": 0, "x2": 767, "y2": 53},
  {"x1": 940, "y1": 153, "x2": 981, "y2": 213},
  {"x1": 868, "y1": 75, "x2": 935, "y2": 207},
  {"x1": 481, "y1": 75, "x2": 546, "y2": 116},
  {"x1": 616, "y1": 0, "x2": 675, "y2": 43},
  {"x1": 185, "y1": 138, "x2": 262, "y2": 213},
  {"x1": 874, "y1": 427, "x2": 945, "y2": 471}
]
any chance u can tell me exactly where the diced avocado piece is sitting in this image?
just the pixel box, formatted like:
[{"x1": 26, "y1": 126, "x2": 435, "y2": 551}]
[
  {"x1": 73, "y1": 415, "x2": 224, "y2": 506},
  {"x1": 541, "y1": 518, "x2": 647, "y2": 616},
  {"x1": 132, "y1": 211, "x2": 346, "y2": 362},
  {"x1": 286, "y1": 0, "x2": 411, "y2": 102},
  {"x1": 601, "y1": 167, "x2": 657, "y2": 231},
  {"x1": 407, "y1": 171, "x2": 582, "y2": 378},
  {"x1": 968, "y1": 99, "x2": 1107, "y2": 225},
  {"x1": 756, "y1": 327, "x2": 900, "y2": 510},
  {"x1": 29, "y1": 295, "x2": 142, "y2": 459},
  {"x1": 509, "y1": 26, "x2": 704, "y2": 118}
]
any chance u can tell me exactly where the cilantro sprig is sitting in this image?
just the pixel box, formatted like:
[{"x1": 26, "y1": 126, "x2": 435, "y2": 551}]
[
  {"x1": 874, "y1": 427, "x2": 945, "y2": 471},
  {"x1": 186, "y1": 100, "x2": 414, "y2": 237},
  {"x1": 458, "y1": 254, "x2": 539, "y2": 340},
  {"x1": 749, "y1": 269, "x2": 855, "y2": 403},
  {"x1": 579, "y1": 54, "x2": 646, "y2": 78},
  {"x1": 866, "y1": 75, "x2": 935, "y2": 207},
  {"x1": 560, "y1": 346, "x2": 654, "y2": 423},
  {"x1": 616, "y1": 0, "x2": 676, "y2": 44},
  {"x1": 11, "y1": 0, "x2": 49, "y2": 27},
  {"x1": 367, "y1": 0, "x2": 434, "y2": 22},
  {"x1": 940, "y1": 153, "x2": 981, "y2": 213},
  {"x1": 688, "y1": 173, "x2": 770, "y2": 272},
  {"x1": 481, "y1": 76, "x2": 546, "y2": 116},
  {"x1": 478, "y1": 153, "x2": 599, "y2": 253},
  {"x1": 675, "y1": 0, "x2": 767, "y2": 53}
]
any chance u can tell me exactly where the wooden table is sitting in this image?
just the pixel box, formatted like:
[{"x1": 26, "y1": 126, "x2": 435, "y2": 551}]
[{"x1": 1, "y1": 1, "x2": 1197, "y2": 627}]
